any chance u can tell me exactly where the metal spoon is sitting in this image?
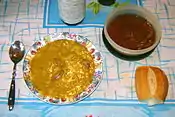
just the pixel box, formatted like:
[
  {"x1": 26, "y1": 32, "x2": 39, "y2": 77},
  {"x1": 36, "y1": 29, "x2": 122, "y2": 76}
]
[{"x1": 8, "y1": 40, "x2": 25, "y2": 111}]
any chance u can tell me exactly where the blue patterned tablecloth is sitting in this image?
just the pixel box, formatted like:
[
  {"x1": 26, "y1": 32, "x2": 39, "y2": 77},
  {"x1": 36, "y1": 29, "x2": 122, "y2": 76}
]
[
  {"x1": 0, "y1": 0, "x2": 175, "y2": 117},
  {"x1": 43, "y1": 0, "x2": 143, "y2": 28}
]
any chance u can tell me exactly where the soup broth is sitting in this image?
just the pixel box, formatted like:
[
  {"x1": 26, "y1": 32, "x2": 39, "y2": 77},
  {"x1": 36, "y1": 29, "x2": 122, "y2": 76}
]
[
  {"x1": 30, "y1": 40, "x2": 95, "y2": 99},
  {"x1": 107, "y1": 14, "x2": 156, "y2": 50}
]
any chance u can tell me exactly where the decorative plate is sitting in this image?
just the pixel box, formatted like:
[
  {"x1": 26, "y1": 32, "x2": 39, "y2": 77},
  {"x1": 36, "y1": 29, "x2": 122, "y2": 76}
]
[{"x1": 23, "y1": 32, "x2": 103, "y2": 105}]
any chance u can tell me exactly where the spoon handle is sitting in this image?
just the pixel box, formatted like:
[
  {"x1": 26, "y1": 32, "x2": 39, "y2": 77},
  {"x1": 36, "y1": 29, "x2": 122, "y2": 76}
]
[{"x1": 8, "y1": 64, "x2": 16, "y2": 111}]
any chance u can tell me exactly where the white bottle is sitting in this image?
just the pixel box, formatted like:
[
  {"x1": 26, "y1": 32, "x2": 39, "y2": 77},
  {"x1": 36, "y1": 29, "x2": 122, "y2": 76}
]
[{"x1": 58, "y1": 0, "x2": 86, "y2": 25}]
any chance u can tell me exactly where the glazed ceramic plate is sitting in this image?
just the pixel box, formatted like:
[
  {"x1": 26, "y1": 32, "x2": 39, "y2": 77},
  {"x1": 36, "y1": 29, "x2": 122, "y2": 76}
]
[{"x1": 23, "y1": 32, "x2": 103, "y2": 105}]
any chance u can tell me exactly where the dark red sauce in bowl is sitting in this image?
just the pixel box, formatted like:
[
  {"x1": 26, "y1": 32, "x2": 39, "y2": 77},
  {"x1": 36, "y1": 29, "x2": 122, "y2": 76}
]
[
  {"x1": 107, "y1": 14, "x2": 156, "y2": 50},
  {"x1": 104, "y1": 5, "x2": 162, "y2": 56}
]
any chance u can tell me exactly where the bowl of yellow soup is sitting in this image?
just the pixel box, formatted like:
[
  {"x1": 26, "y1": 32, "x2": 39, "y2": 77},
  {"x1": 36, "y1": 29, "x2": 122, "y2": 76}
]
[{"x1": 23, "y1": 32, "x2": 103, "y2": 105}]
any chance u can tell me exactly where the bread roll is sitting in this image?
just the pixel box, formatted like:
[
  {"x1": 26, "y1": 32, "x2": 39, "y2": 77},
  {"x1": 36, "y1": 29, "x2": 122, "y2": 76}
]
[{"x1": 135, "y1": 66, "x2": 169, "y2": 106}]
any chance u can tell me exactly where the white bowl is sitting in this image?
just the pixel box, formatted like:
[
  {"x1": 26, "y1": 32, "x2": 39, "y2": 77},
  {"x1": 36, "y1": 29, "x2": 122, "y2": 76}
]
[{"x1": 104, "y1": 5, "x2": 162, "y2": 56}]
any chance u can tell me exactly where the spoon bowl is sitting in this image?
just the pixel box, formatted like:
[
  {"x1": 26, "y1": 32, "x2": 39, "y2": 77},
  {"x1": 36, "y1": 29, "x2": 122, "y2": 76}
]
[{"x1": 9, "y1": 41, "x2": 25, "y2": 63}]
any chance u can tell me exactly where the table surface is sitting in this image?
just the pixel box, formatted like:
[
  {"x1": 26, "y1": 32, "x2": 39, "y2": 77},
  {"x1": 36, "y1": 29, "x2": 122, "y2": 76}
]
[
  {"x1": 0, "y1": 0, "x2": 175, "y2": 117},
  {"x1": 43, "y1": 0, "x2": 142, "y2": 28}
]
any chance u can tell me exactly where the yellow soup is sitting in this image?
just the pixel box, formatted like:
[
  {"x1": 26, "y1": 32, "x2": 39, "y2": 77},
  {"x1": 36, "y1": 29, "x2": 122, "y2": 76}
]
[{"x1": 30, "y1": 40, "x2": 95, "y2": 99}]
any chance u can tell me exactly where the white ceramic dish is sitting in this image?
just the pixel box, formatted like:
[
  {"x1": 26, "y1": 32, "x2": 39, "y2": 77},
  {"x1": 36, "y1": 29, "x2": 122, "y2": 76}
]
[{"x1": 104, "y1": 5, "x2": 162, "y2": 56}]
